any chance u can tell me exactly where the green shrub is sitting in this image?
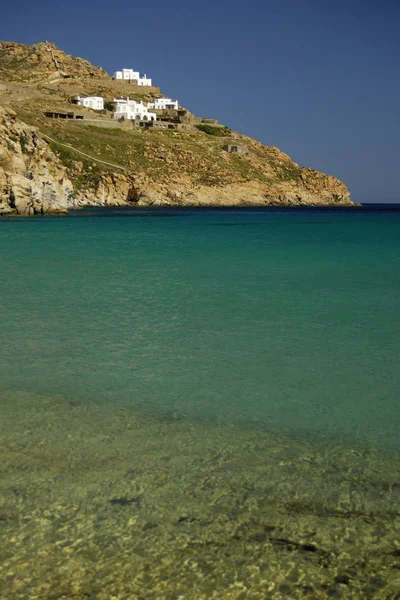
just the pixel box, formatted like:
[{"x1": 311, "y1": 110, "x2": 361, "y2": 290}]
[
  {"x1": 277, "y1": 164, "x2": 302, "y2": 182},
  {"x1": 19, "y1": 133, "x2": 28, "y2": 154},
  {"x1": 195, "y1": 124, "x2": 231, "y2": 136}
]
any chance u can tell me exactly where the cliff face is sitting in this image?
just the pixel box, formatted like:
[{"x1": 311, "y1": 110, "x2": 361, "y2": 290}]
[
  {"x1": 0, "y1": 41, "x2": 354, "y2": 215},
  {"x1": 0, "y1": 106, "x2": 74, "y2": 215}
]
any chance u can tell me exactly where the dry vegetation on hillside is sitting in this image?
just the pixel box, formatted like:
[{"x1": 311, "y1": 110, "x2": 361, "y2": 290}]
[{"x1": 0, "y1": 41, "x2": 353, "y2": 214}]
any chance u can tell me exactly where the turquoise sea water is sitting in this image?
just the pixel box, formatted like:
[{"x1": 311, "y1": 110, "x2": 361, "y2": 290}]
[
  {"x1": 1, "y1": 206, "x2": 399, "y2": 450},
  {"x1": 2, "y1": 205, "x2": 400, "y2": 598}
]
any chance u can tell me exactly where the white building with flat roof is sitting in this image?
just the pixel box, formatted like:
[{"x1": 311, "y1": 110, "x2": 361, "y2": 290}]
[
  {"x1": 75, "y1": 96, "x2": 104, "y2": 110},
  {"x1": 113, "y1": 69, "x2": 152, "y2": 86},
  {"x1": 113, "y1": 97, "x2": 157, "y2": 121},
  {"x1": 147, "y1": 98, "x2": 179, "y2": 110}
]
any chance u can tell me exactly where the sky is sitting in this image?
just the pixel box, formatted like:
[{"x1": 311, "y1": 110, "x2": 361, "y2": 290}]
[{"x1": 1, "y1": 0, "x2": 399, "y2": 203}]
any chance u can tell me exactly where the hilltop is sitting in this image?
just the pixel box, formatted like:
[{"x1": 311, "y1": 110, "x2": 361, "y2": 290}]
[
  {"x1": 0, "y1": 41, "x2": 354, "y2": 215},
  {"x1": 0, "y1": 41, "x2": 107, "y2": 82}
]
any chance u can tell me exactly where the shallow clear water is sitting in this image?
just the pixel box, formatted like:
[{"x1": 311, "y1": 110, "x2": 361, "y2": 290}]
[{"x1": 1, "y1": 206, "x2": 400, "y2": 450}]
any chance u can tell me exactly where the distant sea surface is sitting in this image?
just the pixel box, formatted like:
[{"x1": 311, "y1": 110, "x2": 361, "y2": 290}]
[{"x1": 1, "y1": 204, "x2": 399, "y2": 451}]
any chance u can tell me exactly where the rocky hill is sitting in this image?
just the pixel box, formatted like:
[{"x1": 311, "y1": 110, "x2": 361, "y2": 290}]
[
  {"x1": 0, "y1": 41, "x2": 107, "y2": 83},
  {"x1": 0, "y1": 41, "x2": 354, "y2": 215}
]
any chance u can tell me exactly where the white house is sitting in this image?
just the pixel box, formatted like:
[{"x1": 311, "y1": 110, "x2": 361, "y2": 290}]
[
  {"x1": 113, "y1": 69, "x2": 152, "y2": 86},
  {"x1": 75, "y1": 96, "x2": 104, "y2": 110},
  {"x1": 147, "y1": 98, "x2": 179, "y2": 110},
  {"x1": 113, "y1": 97, "x2": 157, "y2": 121}
]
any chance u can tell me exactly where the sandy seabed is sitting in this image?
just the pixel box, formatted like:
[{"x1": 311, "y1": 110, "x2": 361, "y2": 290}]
[{"x1": 0, "y1": 389, "x2": 400, "y2": 600}]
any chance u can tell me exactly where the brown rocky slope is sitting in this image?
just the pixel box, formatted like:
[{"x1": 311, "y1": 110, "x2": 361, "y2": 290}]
[
  {"x1": 0, "y1": 41, "x2": 354, "y2": 215},
  {"x1": 0, "y1": 41, "x2": 107, "y2": 83}
]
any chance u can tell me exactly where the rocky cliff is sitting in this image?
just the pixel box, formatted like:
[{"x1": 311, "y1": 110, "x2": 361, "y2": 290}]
[
  {"x1": 0, "y1": 106, "x2": 74, "y2": 215},
  {"x1": 0, "y1": 41, "x2": 354, "y2": 215}
]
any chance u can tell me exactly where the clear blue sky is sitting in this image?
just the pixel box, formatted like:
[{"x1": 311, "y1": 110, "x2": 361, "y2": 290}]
[{"x1": 2, "y1": 0, "x2": 399, "y2": 203}]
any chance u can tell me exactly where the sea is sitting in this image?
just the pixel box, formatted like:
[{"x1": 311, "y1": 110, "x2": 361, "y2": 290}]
[{"x1": 0, "y1": 204, "x2": 399, "y2": 599}]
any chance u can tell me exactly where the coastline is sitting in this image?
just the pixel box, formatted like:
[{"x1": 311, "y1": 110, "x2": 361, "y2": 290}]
[
  {"x1": 0, "y1": 202, "x2": 365, "y2": 219},
  {"x1": 0, "y1": 103, "x2": 353, "y2": 217}
]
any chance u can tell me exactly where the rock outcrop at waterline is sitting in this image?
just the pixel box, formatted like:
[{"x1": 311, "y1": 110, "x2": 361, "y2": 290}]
[
  {"x1": 0, "y1": 106, "x2": 73, "y2": 215},
  {"x1": 0, "y1": 40, "x2": 354, "y2": 215}
]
